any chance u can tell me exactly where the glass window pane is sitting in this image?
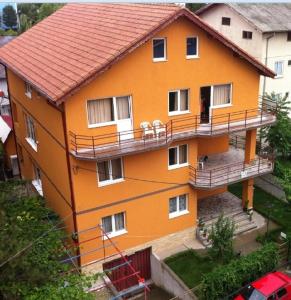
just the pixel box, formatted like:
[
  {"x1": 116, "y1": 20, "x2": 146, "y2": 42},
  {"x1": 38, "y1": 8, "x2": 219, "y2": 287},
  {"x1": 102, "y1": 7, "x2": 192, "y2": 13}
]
[
  {"x1": 87, "y1": 98, "x2": 114, "y2": 124},
  {"x1": 169, "y1": 147, "x2": 177, "y2": 166},
  {"x1": 180, "y1": 90, "x2": 189, "y2": 111},
  {"x1": 116, "y1": 96, "x2": 130, "y2": 120},
  {"x1": 169, "y1": 197, "x2": 177, "y2": 213},
  {"x1": 153, "y1": 39, "x2": 165, "y2": 59},
  {"x1": 187, "y1": 37, "x2": 197, "y2": 56},
  {"x1": 102, "y1": 216, "x2": 112, "y2": 233},
  {"x1": 169, "y1": 91, "x2": 178, "y2": 112},
  {"x1": 179, "y1": 194, "x2": 187, "y2": 211},
  {"x1": 275, "y1": 61, "x2": 283, "y2": 76},
  {"x1": 213, "y1": 84, "x2": 231, "y2": 106},
  {"x1": 111, "y1": 158, "x2": 122, "y2": 180},
  {"x1": 114, "y1": 212, "x2": 125, "y2": 231},
  {"x1": 97, "y1": 161, "x2": 110, "y2": 181},
  {"x1": 179, "y1": 145, "x2": 187, "y2": 164}
]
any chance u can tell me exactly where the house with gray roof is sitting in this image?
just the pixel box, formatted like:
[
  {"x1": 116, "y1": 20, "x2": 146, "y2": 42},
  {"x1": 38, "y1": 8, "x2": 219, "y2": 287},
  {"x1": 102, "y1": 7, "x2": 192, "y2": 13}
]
[{"x1": 197, "y1": 4, "x2": 291, "y2": 113}]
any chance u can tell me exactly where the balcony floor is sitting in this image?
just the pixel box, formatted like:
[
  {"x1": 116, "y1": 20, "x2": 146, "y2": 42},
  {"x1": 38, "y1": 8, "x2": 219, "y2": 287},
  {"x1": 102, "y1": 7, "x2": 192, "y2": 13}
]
[
  {"x1": 71, "y1": 112, "x2": 276, "y2": 161},
  {"x1": 190, "y1": 147, "x2": 273, "y2": 189}
]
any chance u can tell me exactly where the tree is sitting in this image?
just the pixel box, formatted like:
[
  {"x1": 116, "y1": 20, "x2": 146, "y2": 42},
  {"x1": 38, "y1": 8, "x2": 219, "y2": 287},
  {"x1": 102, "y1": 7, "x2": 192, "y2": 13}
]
[
  {"x1": 2, "y1": 5, "x2": 17, "y2": 29},
  {"x1": 186, "y1": 3, "x2": 206, "y2": 13},
  {"x1": 261, "y1": 92, "x2": 291, "y2": 159},
  {"x1": 37, "y1": 4, "x2": 64, "y2": 22},
  {"x1": 208, "y1": 215, "x2": 235, "y2": 264},
  {"x1": 0, "y1": 180, "x2": 98, "y2": 299}
]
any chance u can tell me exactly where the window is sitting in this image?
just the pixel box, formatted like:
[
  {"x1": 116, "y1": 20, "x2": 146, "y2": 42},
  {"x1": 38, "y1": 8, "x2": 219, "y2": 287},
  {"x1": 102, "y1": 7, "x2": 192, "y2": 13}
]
[
  {"x1": 102, "y1": 212, "x2": 126, "y2": 237},
  {"x1": 213, "y1": 84, "x2": 231, "y2": 107},
  {"x1": 221, "y1": 17, "x2": 231, "y2": 26},
  {"x1": 25, "y1": 114, "x2": 37, "y2": 151},
  {"x1": 288, "y1": 60, "x2": 291, "y2": 66},
  {"x1": 32, "y1": 164, "x2": 43, "y2": 196},
  {"x1": 25, "y1": 82, "x2": 32, "y2": 99},
  {"x1": 169, "y1": 194, "x2": 188, "y2": 218},
  {"x1": 87, "y1": 96, "x2": 131, "y2": 127},
  {"x1": 274, "y1": 61, "x2": 284, "y2": 77},
  {"x1": 97, "y1": 158, "x2": 123, "y2": 186},
  {"x1": 168, "y1": 144, "x2": 188, "y2": 169},
  {"x1": 153, "y1": 38, "x2": 166, "y2": 61},
  {"x1": 169, "y1": 89, "x2": 189, "y2": 115},
  {"x1": 277, "y1": 288, "x2": 287, "y2": 298},
  {"x1": 287, "y1": 31, "x2": 291, "y2": 41},
  {"x1": 186, "y1": 37, "x2": 198, "y2": 58},
  {"x1": 242, "y1": 31, "x2": 253, "y2": 39}
]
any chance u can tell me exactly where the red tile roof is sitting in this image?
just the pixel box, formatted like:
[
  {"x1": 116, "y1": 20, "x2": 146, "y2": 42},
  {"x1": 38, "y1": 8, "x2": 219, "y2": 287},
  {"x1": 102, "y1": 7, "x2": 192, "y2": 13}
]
[
  {"x1": 0, "y1": 4, "x2": 275, "y2": 105},
  {"x1": 1, "y1": 115, "x2": 12, "y2": 129}
]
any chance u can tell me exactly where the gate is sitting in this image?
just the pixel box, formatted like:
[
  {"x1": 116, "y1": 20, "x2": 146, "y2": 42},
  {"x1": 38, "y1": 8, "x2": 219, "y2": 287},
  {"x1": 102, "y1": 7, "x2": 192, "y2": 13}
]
[{"x1": 103, "y1": 247, "x2": 151, "y2": 292}]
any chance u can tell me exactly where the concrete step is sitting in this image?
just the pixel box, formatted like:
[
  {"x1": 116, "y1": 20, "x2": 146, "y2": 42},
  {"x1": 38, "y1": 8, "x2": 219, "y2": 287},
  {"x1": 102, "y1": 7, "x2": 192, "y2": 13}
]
[
  {"x1": 235, "y1": 222, "x2": 257, "y2": 235},
  {"x1": 203, "y1": 208, "x2": 243, "y2": 226},
  {"x1": 204, "y1": 212, "x2": 250, "y2": 230}
]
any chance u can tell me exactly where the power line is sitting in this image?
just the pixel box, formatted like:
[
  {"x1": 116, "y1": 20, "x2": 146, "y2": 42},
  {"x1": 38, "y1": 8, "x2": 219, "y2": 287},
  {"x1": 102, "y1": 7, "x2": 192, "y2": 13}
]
[
  {"x1": 74, "y1": 165, "x2": 186, "y2": 186},
  {"x1": 0, "y1": 212, "x2": 73, "y2": 268}
]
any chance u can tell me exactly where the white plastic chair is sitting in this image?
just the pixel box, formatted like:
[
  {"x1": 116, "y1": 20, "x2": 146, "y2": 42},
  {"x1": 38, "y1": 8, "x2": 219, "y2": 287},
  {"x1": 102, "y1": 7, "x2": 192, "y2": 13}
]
[
  {"x1": 152, "y1": 120, "x2": 166, "y2": 139},
  {"x1": 140, "y1": 121, "x2": 154, "y2": 139}
]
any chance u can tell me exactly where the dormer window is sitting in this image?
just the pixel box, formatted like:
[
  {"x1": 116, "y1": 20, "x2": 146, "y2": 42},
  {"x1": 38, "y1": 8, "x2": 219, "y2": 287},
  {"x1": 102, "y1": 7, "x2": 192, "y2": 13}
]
[
  {"x1": 25, "y1": 82, "x2": 32, "y2": 99},
  {"x1": 242, "y1": 31, "x2": 252, "y2": 40},
  {"x1": 153, "y1": 38, "x2": 166, "y2": 62},
  {"x1": 221, "y1": 17, "x2": 231, "y2": 26},
  {"x1": 287, "y1": 31, "x2": 291, "y2": 42}
]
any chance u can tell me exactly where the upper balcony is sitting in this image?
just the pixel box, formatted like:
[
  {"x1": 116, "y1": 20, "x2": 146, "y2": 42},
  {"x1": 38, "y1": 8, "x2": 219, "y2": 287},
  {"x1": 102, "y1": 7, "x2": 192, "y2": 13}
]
[
  {"x1": 69, "y1": 105, "x2": 276, "y2": 161},
  {"x1": 188, "y1": 146, "x2": 274, "y2": 189}
]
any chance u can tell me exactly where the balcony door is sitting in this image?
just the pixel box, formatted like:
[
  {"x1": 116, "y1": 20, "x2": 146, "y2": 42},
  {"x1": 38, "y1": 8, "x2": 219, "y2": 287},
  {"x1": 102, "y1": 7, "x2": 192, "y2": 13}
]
[
  {"x1": 116, "y1": 96, "x2": 133, "y2": 141},
  {"x1": 200, "y1": 86, "x2": 211, "y2": 124}
]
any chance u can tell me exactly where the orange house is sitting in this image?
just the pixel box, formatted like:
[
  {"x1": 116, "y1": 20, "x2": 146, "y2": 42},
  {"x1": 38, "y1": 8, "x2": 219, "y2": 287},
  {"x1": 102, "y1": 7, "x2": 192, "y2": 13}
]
[{"x1": 0, "y1": 4, "x2": 276, "y2": 274}]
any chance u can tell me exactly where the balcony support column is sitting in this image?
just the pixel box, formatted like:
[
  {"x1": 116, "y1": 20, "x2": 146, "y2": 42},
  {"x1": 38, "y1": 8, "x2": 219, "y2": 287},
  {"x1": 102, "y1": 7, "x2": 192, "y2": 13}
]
[
  {"x1": 244, "y1": 129, "x2": 257, "y2": 164},
  {"x1": 242, "y1": 178, "x2": 254, "y2": 209}
]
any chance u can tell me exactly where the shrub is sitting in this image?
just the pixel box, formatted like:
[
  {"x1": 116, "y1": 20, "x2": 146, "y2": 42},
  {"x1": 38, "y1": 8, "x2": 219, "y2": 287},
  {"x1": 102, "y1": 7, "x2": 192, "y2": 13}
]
[{"x1": 199, "y1": 243, "x2": 278, "y2": 300}]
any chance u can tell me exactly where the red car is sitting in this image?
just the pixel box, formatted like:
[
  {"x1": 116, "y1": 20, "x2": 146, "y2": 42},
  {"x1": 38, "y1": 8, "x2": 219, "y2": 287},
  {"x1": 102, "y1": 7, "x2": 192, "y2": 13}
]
[{"x1": 235, "y1": 271, "x2": 291, "y2": 300}]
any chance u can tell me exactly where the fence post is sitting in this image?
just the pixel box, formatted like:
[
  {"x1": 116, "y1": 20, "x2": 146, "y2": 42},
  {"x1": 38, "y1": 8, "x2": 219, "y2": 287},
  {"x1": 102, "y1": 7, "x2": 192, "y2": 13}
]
[
  {"x1": 228, "y1": 113, "x2": 230, "y2": 132},
  {"x1": 245, "y1": 110, "x2": 248, "y2": 128},
  {"x1": 260, "y1": 107, "x2": 263, "y2": 124},
  {"x1": 210, "y1": 116, "x2": 213, "y2": 134},
  {"x1": 209, "y1": 170, "x2": 212, "y2": 187},
  {"x1": 171, "y1": 120, "x2": 173, "y2": 139},
  {"x1": 258, "y1": 156, "x2": 261, "y2": 173},
  {"x1": 74, "y1": 134, "x2": 77, "y2": 155},
  {"x1": 118, "y1": 132, "x2": 121, "y2": 146},
  {"x1": 195, "y1": 115, "x2": 197, "y2": 133},
  {"x1": 92, "y1": 136, "x2": 96, "y2": 157}
]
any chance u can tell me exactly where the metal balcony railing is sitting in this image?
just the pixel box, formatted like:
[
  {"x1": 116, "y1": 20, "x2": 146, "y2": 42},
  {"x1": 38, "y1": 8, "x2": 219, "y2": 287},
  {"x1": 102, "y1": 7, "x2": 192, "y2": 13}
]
[
  {"x1": 70, "y1": 105, "x2": 276, "y2": 160},
  {"x1": 189, "y1": 155, "x2": 274, "y2": 189}
]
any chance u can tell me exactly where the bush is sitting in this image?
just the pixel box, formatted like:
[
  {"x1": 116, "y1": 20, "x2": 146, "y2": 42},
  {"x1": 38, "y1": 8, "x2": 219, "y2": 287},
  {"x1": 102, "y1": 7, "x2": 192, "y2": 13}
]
[{"x1": 199, "y1": 243, "x2": 278, "y2": 300}]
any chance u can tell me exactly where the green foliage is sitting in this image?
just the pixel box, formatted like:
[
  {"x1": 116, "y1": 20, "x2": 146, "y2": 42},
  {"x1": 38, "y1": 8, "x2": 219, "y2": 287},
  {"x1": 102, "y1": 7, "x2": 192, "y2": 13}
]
[
  {"x1": 208, "y1": 215, "x2": 235, "y2": 264},
  {"x1": 274, "y1": 159, "x2": 291, "y2": 203},
  {"x1": 0, "y1": 28, "x2": 17, "y2": 36},
  {"x1": 18, "y1": 3, "x2": 63, "y2": 33},
  {"x1": 186, "y1": 3, "x2": 206, "y2": 12},
  {"x1": 0, "y1": 181, "x2": 97, "y2": 299},
  {"x1": 199, "y1": 243, "x2": 279, "y2": 300},
  {"x1": 2, "y1": 5, "x2": 17, "y2": 28},
  {"x1": 261, "y1": 92, "x2": 291, "y2": 158}
]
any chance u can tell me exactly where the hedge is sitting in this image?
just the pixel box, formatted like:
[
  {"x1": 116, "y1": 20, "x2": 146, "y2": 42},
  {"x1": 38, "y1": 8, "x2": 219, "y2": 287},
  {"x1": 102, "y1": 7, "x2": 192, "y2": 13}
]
[{"x1": 198, "y1": 243, "x2": 279, "y2": 300}]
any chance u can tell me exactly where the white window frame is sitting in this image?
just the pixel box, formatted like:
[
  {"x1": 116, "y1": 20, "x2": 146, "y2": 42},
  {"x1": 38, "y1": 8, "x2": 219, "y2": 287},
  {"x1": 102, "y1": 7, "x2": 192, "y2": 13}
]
[
  {"x1": 274, "y1": 61, "x2": 284, "y2": 78},
  {"x1": 168, "y1": 89, "x2": 190, "y2": 116},
  {"x1": 87, "y1": 95, "x2": 132, "y2": 128},
  {"x1": 97, "y1": 158, "x2": 124, "y2": 187},
  {"x1": 168, "y1": 144, "x2": 188, "y2": 170},
  {"x1": 25, "y1": 82, "x2": 32, "y2": 99},
  {"x1": 211, "y1": 83, "x2": 233, "y2": 109},
  {"x1": 169, "y1": 194, "x2": 189, "y2": 219},
  {"x1": 32, "y1": 164, "x2": 43, "y2": 196},
  {"x1": 152, "y1": 38, "x2": 167, "y2": 62},
  {"x1": 101, "y1": 212, "x2": 127, "y2": 239},
  {"x1": 25, "y1": 114, "x2": 38, "y2": 151},
  {"x1": 186, "y1": 36, "x2": 199, "y2": 59}
]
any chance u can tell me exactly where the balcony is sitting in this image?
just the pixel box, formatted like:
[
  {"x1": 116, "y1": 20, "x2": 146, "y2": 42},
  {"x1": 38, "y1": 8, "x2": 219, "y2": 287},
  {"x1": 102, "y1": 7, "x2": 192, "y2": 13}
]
[
  {"x1": 70, "y1": 106, "x2": 276, "y2": 161},
  {"x1": 189, "y1": 147, "x2": 274, "y2": 189}
]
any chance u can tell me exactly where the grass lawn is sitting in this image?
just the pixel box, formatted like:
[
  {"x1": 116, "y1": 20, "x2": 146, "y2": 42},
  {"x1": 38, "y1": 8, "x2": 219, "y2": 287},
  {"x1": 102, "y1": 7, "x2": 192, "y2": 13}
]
[
  {"x1": 229, "y1": 183, "x2": 291, "y2": 236},
  {"x1": 164, "y1": 250, "x2": 218, "y2": 288}
]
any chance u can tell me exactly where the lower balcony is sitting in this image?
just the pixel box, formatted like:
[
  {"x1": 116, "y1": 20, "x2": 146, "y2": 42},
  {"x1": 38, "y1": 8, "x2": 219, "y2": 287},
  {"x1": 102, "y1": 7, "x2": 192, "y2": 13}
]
[
  {"x1": 70, "y1": 106, "x2": 276, "y2": 161},
  {"x1": 189, "y1": 147, "x2": 274, "y2": 189}
]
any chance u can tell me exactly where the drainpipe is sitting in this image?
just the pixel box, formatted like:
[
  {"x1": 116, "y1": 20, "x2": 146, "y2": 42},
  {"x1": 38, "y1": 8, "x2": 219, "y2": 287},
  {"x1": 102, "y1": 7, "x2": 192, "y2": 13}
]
[{"x1": 262, "y1": 33, "x2": 275, "y2": 98}]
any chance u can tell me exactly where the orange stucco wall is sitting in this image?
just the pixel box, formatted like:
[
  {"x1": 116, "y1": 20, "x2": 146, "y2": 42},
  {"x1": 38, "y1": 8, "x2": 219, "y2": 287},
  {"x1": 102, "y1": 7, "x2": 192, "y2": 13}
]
[
  {"x1": 4, "y1": 133, "x2": 16, "y2": 169},
  {"x1": 6, "y1": 15, "x2": 261, "y2": 266}
]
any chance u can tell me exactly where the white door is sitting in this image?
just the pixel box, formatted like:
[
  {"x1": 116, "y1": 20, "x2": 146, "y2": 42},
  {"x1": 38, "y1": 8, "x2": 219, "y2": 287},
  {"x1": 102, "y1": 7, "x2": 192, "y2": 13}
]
[
  {"x1": 116, "y1": 96, "x2": 133, "y2": 141},
  {"x1": 10, "y1": 155, "x2": 19, "y2": 176}
]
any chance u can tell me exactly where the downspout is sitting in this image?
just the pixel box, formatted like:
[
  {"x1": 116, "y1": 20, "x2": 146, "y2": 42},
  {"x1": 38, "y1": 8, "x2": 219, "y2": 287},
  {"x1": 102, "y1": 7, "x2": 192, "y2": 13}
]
[
  {"x1": 262, "y1": 33, "x2": 275, "y2": 97},
  {"x1": 61, "y1": 102, "x2": 81, "y2": 267},
  {"x1": 4, "y1": 66, "x2": 21, "y2": 179}
]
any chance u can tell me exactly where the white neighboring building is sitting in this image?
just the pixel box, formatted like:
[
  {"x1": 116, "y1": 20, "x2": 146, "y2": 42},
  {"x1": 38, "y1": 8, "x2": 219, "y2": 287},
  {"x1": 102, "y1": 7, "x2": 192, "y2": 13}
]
[{"x1": 196, "y1": 3, "x2": 291, "y2": 112}]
